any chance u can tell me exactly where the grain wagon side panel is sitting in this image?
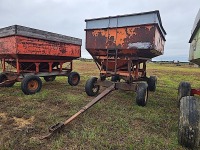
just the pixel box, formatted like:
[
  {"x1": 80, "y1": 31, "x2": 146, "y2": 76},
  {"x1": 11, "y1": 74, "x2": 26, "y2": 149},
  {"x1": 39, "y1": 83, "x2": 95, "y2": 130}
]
[
  {"x1": 153, "y1": 27, "x2": 165, "y2": 54},
  {"x1": 86, "y1": 25, "x2": 164, "y2": 58},
  {"x1": 0, "y1": 36, "x2": 16, "y2": 57},
  {"x1": 86, "y1": 25, "x2": 155, "y2": 50},
  {"x1": 16, "y1": 36, "x2": 81, "y2": 58}
]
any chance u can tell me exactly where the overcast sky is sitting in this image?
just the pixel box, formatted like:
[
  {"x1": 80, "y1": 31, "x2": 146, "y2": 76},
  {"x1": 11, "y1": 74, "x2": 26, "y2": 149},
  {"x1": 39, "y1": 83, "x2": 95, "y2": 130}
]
[{"x1": 0, "y1": 0, "x2": 199, "y2": 61}]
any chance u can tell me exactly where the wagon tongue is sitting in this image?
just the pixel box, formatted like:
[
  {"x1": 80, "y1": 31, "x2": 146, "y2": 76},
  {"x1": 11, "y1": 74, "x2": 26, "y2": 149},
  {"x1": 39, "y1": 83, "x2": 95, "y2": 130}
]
[
  {"x1": 40, "y1": 84, "x2": 115, "y2": 140},
  {"x1": 39, "y1": 123, "x2": 65, "y2": 139}
]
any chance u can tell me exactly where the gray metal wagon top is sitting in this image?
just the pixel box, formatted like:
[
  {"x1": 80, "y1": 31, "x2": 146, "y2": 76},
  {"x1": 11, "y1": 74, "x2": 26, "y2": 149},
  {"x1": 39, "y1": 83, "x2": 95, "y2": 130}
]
[
  {"x1": 0, "y1": 25, "x2": 82, "y2": 46},
  {"x1": 85, "y1": 10, "x2": 166, "y2": 39}
]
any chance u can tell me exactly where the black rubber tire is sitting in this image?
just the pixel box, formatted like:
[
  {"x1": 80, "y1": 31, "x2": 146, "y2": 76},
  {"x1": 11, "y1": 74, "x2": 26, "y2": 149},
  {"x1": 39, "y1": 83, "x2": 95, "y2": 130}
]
[
  {"x1": 136, "y1": 82, "x2": 148, "y2": 106},
  {"x1": 44, "y1": 76, "x2": 56, "y2": 82},
  {"x1": 21, "y1": 75, "x2": 42, "y2": 95},
  {"x1": 0, "y1": 73, "x2": 15, "y2": 87},
  {"x1": 178, "y1": 96, "x2": 200, "y2": 148},
  {"x1": 147, "y1": 76, "x2": 157, "y2": 92},
  {"x1": 85, "y1": 77, "x2": 100, "y2": 96},
  {"x1": 68, "y1": 72, "x2": 80, "y2": 86},
  {"x1": 178, "y1": 82, "x2": 191, "y2": 106}
]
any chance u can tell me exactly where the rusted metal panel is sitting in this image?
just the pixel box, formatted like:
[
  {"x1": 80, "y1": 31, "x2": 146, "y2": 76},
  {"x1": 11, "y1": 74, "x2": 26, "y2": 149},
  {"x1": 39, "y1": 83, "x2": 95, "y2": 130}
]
[
  {"x1": 0, "y1": 35, "x2": 81, "y2": 59},
  {"x1": 154, "y1": 27, "x2": 165, "y2": 53},
  {"x1": 16, "y1": 36, "x2": 80, "y2": 58},
  {"x1": 85, "y1": 11, "x2": 166, "y2": 60},
  {"x1": 0, "y1": 25, "x2": 82, "y2": 46},
  {"x1": 0, "y1": 36, "x2": 16, "y2": 55},
  {"x1": 86, "y1": 25, "x2": 165, "y2": 58}
]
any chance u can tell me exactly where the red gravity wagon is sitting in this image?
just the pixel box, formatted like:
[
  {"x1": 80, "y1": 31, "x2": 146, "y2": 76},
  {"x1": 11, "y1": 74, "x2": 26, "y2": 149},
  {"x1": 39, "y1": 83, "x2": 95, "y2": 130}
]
[{"x1": 0, "y1": 25, "x2": 82, "y2": 94}]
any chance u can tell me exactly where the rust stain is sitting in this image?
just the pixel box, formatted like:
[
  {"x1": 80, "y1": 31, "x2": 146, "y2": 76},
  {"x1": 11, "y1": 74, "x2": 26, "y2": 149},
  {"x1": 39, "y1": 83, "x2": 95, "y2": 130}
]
[
  {"x1": 86, "y1": 24, "x2": 163, "y2": 59},
  {"x1": 0, "y1": 36, "x2": 17, "y2": 55},
  {"x1": 92, "y1": 30, "x2": 107, "y2": 37},
  {"x1": 16, "y1": 36, "x2": 81, "y2": 57},
  {"x1": 86, "y1": 24, "x2": 164, "y2": 72},
  {"x1": 91, "y1": 27, "x2": 139, "y2": 48},
  {"x1": 154, "y1": 27, "x2": 165, "y2": 54},
  {"x1": 146, "y1": 25, "x2": 153, "y2": 31}
]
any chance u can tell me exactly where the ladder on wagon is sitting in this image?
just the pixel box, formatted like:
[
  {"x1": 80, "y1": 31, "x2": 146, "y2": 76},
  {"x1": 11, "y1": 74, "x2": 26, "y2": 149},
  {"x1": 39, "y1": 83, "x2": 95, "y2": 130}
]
[{"x1": 105, "y1": 16, "x2": 119, "y2": 77}]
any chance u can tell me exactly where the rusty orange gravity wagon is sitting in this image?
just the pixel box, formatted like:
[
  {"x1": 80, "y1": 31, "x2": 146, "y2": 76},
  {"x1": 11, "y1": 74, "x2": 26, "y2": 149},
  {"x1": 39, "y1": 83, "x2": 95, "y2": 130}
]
[
  {"x1": 84, "y1": 10, "x2": 166, "y2": 106},
  {"x1": 0, "y1": 25, "x2": 82, "y2": 94}
]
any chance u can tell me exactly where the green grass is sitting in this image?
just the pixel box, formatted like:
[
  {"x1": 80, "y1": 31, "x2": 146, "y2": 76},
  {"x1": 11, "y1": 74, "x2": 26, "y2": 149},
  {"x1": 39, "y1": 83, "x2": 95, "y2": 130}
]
[{"x1": 0, "y1": 61, "x2": 199, "y2": 149}]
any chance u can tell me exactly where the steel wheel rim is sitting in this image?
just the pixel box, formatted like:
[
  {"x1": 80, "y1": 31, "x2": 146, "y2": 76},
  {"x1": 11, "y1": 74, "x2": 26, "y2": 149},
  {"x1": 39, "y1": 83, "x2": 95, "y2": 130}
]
[
  {"x1": 28, "y1": 80, "x2": 39, "y2": 91},
  {"x1": 72, "y1": 75, "x2": 78, "y2": 84}
]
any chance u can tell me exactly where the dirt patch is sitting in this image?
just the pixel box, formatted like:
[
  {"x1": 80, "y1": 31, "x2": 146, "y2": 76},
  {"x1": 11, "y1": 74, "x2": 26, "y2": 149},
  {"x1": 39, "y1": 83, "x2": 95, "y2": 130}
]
[
  {"x1": 0, "y1": 113, "x2": 7, "y2": 120},
  {"x1": 13, "y1": 116, "x2": 34, "y2": 128},
  {"x1": 132, "y1": 118, "x2": 146, "y2": 129}
]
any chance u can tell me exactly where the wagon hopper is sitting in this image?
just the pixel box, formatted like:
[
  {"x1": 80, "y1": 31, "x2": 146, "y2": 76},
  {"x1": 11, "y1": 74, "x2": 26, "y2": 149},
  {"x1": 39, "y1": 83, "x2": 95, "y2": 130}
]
[
  {"x1": 84, "y1": 10, "x2": 166, "y2": 106},
  {"x1": 0, "y1": 25, "x2": 82, "y2": 94}
]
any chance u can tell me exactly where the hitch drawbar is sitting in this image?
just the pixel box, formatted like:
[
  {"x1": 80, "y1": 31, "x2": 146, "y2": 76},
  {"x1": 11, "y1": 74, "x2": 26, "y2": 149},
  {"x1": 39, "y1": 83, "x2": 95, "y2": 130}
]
[{"x1": 40, "y1": 84, "x2": 115, "y2": 139}]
